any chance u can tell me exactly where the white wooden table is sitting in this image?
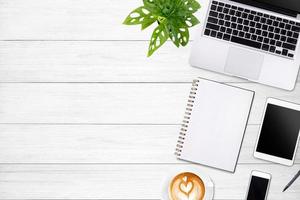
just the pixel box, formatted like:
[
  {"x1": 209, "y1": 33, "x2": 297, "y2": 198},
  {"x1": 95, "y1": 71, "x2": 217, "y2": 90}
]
[{"x1": 0, "y1": 0, "x2": 299, "y2": 199}]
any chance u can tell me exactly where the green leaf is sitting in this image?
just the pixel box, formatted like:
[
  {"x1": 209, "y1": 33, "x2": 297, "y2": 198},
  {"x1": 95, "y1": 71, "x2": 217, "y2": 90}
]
[
  {"x1": 143, "y1": 0, "x2": 159, "y2": 13},
  {"x1": 148, "y1": 23, "x2": 169, "y2": 57},
  {"x1": 166, "y1": 23, "x2": 180, "y2": 47},
  {"x1": 143, "y1": 0, "x2": 155, "y2": 8},
  {"x1": 182, "y1": 0, "x2": 201, "y2": 14},
  {"x1": 141, "y1": 17, "x2": 157, "y2": 30},
  {"x1": 158, "y1": 16, "x2": 166, "y2": 24},
  {"x1": 184, "y1": 14, "x2": 200, "y2": 27},
  {"x1": 123, "y1": 0, "x2": 201, "y2": 56},
  {"x1": 168, "y1": 24, "x2": 190, "y2": 47},
  {"x1": 178, "y1": 27, "x2": 189, "y2": 46},
  {"x1": 123, "y1": 6, "x2": 157, "y2": 30}
]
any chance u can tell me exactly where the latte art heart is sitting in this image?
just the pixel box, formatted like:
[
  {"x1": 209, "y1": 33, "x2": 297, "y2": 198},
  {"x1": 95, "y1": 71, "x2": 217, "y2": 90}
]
[
  {"x1": 169, "y1": 172, "x2": 205, "y2": 200},
  {"x1": 179, "y1": 179, "x2": 194, "y2": 195}
]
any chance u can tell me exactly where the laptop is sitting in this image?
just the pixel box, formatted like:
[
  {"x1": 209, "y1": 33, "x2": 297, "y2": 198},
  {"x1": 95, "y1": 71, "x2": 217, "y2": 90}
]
[{"x1": 190, "y1": 0, "x2": 300, "y2": 90}]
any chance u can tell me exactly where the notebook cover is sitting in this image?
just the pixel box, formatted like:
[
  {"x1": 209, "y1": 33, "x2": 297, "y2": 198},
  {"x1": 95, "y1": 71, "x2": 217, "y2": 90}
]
[{"x1": 175, "y1": 78, "x2": 254, "y2": 172}]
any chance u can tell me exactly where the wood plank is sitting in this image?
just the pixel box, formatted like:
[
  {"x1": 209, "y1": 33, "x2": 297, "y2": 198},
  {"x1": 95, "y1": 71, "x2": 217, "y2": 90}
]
[
  {"x1": 0, "y1": 83, "x2": 299, "y2": 124},
  {"x1": 1, "y1": 41, "x2": 298, "y2": 83},
  {"x1": 0, "y1": 41, "x2": 246, "y2": 83},
  {"x1": 0, "y1": 124, "x2": 299, "y2": 164},
  {"x1": 0, "y1": 0, "x2": 207, "y2": 40},
  {"x1": 0, "y1": 164, "x2": 299, "y2": 199}
]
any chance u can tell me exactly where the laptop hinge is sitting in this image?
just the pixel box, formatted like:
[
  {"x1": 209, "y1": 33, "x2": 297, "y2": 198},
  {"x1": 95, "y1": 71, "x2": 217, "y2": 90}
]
[{"x1": 230, "y1": 0, "x2": 298, "y2": 18}]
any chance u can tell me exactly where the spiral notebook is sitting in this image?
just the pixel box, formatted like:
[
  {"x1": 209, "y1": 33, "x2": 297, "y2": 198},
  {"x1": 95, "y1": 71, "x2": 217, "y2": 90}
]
[{"x1": 175, "y1": 78, "x2": 254, "y2": 172}]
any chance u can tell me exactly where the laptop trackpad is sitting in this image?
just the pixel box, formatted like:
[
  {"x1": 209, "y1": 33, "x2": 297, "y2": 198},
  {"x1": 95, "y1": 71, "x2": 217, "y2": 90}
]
[{"x1": 225, "y1": 47, "x2": 264, "y2": 80}]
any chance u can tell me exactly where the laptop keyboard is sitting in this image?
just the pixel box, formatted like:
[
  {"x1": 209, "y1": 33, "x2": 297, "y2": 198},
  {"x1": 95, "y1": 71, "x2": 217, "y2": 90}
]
[{"x1": 204, "y1": 0, "x2": 300, "y2": 58}]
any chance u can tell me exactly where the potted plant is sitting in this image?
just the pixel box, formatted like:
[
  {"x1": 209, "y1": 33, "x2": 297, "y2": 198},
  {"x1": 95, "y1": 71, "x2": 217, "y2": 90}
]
[{"x1": 123, "y1": 0, "x2": 201, "y2": 56}]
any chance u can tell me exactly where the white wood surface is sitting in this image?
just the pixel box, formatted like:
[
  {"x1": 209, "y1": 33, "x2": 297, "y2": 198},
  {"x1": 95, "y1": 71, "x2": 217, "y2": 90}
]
[
  {"x1": 0, "y1": 0, "x2": 299, "y2": 199},
  {"x1": 0, "y1": 124, "x2": 299, "y2": 164},
  {"x1": 0, "y1": 41, "x2": 246, "y2": 83},
  {"x1": 0, "y1": 0, "x2": 197, "y2": 40},
  {"x1": 0, "y1": 83, "x2": 299, "y2": 124},
  {"x1": 0, "y1": 164, "x2": 299, "y2": 199}
]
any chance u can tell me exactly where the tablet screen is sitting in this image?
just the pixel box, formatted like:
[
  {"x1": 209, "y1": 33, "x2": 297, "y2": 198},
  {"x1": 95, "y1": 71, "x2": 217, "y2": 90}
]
[{"x1": 256, "y1": 103, "x2": 300, "y2": 160}]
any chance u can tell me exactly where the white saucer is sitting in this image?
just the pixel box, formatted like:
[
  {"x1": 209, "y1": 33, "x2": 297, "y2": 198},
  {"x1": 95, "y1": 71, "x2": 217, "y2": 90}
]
[{"x1": 161, "y1": 166, "x2": 214, "y2": 200}]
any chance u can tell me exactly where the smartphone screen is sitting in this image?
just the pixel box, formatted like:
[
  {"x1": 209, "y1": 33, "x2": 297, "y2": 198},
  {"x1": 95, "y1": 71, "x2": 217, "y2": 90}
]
[{"x1": 247, "y1": 175, "x2": 270, "y2": 200}]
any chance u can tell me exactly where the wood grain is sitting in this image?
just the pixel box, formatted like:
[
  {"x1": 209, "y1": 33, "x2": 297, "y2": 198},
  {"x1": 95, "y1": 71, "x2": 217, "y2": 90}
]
[
  {"x1": 0, "y1": 0, "x2": 206, "y2": 40},
  {"x1": 0, "y1": 41, "x2": 299, "y2": 83},
  {"x1": 0, "y1": 41, "x2": 249, "y2": 83},
  {"x1": 0, "y1": 83, "x2": 298, "y2": 124},
  {"x1": 0, "y1": 41, "x2": 298, "y2": 83},
  {"x1": 0, "y1": 164, "x2": 299, "y2": 199},
  {"x1": 1, "y1": 0, "x2": 300, "y2": 199},
  {"x1": 0, "y1": 124, "x2": 299, "y2": 164}
]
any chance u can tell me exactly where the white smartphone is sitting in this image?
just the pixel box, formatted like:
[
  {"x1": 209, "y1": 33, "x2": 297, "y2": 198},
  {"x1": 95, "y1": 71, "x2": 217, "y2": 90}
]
[{"x1": 245, "y1": 171, "x2": 271, "y2": 200}]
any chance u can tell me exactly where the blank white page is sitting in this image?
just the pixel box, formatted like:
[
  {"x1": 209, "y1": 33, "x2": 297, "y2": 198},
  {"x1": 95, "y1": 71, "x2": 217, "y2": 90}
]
[{"x1": 179, "y1": 78, "x2": 254, "y2": 172}]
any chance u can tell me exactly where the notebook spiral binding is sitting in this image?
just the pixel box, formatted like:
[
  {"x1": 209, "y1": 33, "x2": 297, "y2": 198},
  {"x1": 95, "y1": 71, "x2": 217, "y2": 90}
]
[{"x1": 175, "y1": 79, "x2": 200, "y2": 157}]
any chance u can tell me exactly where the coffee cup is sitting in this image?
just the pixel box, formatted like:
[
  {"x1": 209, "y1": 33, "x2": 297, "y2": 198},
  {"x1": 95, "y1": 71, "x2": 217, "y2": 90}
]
[{"x1": 168, "y1": 172, "x2": 206, "y2": 200}]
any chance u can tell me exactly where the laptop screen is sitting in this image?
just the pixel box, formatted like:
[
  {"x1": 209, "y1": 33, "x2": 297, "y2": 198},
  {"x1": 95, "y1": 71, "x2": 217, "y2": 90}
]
[
  {"x1": 233, "y1": 0, "x2": 300, "y2": 16},
  {"x1": 253, "y1": 0, "x2": 300, "y2": 13}
]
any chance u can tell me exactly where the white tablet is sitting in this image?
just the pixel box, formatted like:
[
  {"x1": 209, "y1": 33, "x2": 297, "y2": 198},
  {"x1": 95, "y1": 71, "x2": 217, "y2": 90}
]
[{"x1": 254, "y1": 98, "x2": 300, "y2": 166}]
